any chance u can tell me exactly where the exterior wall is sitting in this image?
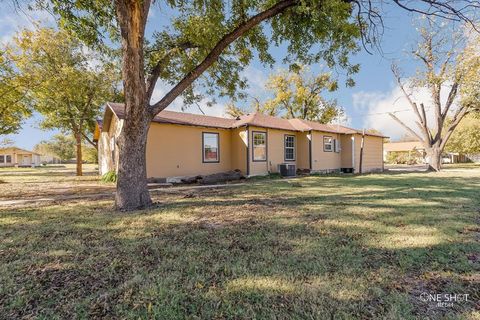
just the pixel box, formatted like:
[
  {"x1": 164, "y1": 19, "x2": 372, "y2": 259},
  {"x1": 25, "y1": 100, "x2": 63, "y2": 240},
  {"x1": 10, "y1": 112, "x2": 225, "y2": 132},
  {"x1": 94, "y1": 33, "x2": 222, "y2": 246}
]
[
  {"x1": 246, "y1": 127, "x2": 307, "y2": 176},
  {"x1": 0, "y1": 149, "x2": 15, "y2": 167},
  {"x1": 248, "y1": 126, "x2": 268, "y2": 176},
  {"x1": 146, "y1": 123, "x2": 232, "y2": 179},
  {"x1": 353, "y1": 134, "x2": 384, "y2": 173},
  {"x1": 99, "y1": 115, "x2": 123, "y2": 175},
  {"x1": 230, "y1": 127, "x2": 247, "y2": 173},
  {"x1": 266, "y1": 128, "x2": 286, "y2": 173},
  {"x1": 296, "y1": 132, "x2": 310, "y2": 170},
  {"x1": 340, "y1": 134, "x2": 354, "y2": 168},
  {"x1": 311, "y1": 131, "x2": 342, "y2": 171}
]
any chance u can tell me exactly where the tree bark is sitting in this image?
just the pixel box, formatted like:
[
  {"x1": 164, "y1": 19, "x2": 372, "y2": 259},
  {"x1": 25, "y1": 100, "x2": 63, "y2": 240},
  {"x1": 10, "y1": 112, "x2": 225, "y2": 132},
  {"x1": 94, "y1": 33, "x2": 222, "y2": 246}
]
[
  {"x1": 426, "y1": 145, "x2": 442, "y2": 172},
  {"x1": 114, "y1": 0, "x2": 153, "y2": 210},
  {"x1": 115, "y1": 119, "x2": 152, "y2": 210},
  {"x1": 75, "y1": 131, "x2": 83, "y2": 176}
]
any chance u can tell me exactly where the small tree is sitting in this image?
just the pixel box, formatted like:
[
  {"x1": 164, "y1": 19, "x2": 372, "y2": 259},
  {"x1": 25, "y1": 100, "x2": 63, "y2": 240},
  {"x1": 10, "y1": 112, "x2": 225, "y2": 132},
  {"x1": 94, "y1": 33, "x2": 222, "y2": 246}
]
[
  {"x1": 9, "y1": 27, "x2": 119, "y2": 176},
  {"x1": 445, "y1": 115, "x2": 480, "y2": 156},
  {"x1": 225, "y1": 67, "x2": 344, "y2": 123},
  {"x1": 0, "y1": 138, "x2": 15, "y2": 148},
  {"x1": 390, "y1": 21, "x2": 480, "y2": 171},
  {"x1": 41, "y1": 134, "x2": 76, "y2": 162},
  {"x1": 262, "y1": 67, "x2": 344, "y2": 122}
]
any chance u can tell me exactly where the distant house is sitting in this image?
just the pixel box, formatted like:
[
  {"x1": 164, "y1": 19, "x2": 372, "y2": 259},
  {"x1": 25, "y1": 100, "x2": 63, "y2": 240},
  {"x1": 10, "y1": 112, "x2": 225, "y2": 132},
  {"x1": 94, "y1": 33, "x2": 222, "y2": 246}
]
[
  {"x1": 0, "y1": 147, "x2": 41, "y2": 167},
  {"x1": 94, "y1": 102, "x2": 386, "y2": 181},
  {"x1": 383, "y1": 141, "x2": 471, "y2": 164}
]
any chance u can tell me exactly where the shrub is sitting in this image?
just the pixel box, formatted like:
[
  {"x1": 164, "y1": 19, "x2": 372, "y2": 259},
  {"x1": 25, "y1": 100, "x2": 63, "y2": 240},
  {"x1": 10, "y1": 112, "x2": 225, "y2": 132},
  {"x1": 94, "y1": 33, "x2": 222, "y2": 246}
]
[
  {"x1": 101, "y1": 171, "x2": 117, "y2": 183},
  {"x1": 386, "y1": 151, "x2": 422, "y2": 165}
]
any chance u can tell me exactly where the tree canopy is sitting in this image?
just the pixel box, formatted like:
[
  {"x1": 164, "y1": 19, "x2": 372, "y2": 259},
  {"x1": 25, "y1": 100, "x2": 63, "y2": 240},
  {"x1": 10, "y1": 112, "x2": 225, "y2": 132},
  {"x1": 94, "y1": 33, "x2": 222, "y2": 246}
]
[
  {"x1": 226, "y1": 66, "x2": 344, "y2": 123},
  {"x1": 0, "y1": 51, "x2": 31, "y2": 135},
  {"x1": 445, "y1": 115, "x2": 480, "y2": 155},
  {"x1": 8, "y1": 27, "x2": 120, "y2": 175},
  {"x1": 38, "y1": 134, "x2": 76, "y2": 162},
  {"x1": 389, "y1": 19, "x2": 480, "y2": 171}
]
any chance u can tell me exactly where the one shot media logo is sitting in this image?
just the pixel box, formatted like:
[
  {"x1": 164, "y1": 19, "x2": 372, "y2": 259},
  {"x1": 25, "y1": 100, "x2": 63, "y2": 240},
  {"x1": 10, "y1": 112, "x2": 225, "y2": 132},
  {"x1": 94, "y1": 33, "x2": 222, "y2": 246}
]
[{"x1": 419, "y1": 292, "x2": 470, "y2": 308}]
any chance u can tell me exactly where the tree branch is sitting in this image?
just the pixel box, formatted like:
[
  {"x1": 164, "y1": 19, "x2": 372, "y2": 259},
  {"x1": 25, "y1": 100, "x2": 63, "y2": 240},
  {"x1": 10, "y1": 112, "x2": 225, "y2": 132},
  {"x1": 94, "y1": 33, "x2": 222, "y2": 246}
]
[
  {"x1": 145, "y1": 42, "x2": 199, "y2": 103},
  {"x1": 389, "y1": 112, "x2": 424, "y2": 142},
  {"x1": 442, "y1": 81, "x2": 459, "y2": 117},
  {"x1": 149, "y1": 0, "x2": 299, "y2": 115},
  {"x1": 440, "y1": 106, "x2": 469, "y2": 150},
  {"x1": 82, "y1": 132, "x2": 97, "y2": 148}
]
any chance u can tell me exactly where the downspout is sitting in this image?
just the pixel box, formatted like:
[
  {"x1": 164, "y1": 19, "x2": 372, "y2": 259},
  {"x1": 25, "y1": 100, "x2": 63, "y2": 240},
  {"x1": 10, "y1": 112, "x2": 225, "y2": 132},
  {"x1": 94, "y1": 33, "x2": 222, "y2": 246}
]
[
  {"x1": 266, "y1": 128, "x2": 269, "y2": 173},
  {"x1": 351, "y1": 135, "x2": 355, "y2": 172},
  {"x1": 308, "y1": 130, "x2": 312, "y2": 170},
  {"x1": 359, "y1": 129, "x2": 365, "y2": 174},
  {"x1": 246, "y1": 125, "x2": 250, "y2": 176},
  {"x1": 382, "y1": 138, "x2": 385, "y2": 172}
]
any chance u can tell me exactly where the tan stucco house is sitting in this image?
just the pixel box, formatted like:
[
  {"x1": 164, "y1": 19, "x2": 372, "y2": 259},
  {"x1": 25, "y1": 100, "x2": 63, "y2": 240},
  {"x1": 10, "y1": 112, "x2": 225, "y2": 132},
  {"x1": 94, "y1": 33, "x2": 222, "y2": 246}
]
[
  {"x1": 95, "y1": 102, "x2": 386, "y2": 181},
  {"x1": 0, "y1": 147, "x2": 41, "y2": 167}
]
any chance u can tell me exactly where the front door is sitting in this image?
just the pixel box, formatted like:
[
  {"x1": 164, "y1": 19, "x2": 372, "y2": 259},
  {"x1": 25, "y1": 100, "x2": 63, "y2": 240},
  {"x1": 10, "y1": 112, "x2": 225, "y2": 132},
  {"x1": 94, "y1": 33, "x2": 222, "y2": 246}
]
[{"x1": 22, "y1": 155, "x2": 31, "y2": 166}]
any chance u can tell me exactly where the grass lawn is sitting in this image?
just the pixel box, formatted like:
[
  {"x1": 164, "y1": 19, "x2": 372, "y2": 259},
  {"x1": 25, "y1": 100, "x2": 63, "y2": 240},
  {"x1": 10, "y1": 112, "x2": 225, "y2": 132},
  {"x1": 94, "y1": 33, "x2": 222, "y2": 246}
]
[{"x1": 1, "y1": 165, "x2": 479, "y2": 319}]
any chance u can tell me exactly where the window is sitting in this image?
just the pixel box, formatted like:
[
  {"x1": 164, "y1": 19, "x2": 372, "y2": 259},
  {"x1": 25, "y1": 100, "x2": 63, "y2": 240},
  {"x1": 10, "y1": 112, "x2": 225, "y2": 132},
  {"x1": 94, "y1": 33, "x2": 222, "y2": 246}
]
[
  {"x1": 284, "y1": 135, "x2": 295, "y2": 161},
  {"x1": 0, "y1": 155, "x2": 4, "y2": 163},
  {"x1": 203, "y1": 132, "x2": 219, "y2": 162},
  {"x1": 6, "y1": 155, "x2": 11, "y2": 163},
  {"x1": 252, "y1": 131, "x2": 266, "y2": 161},
  {"x1": 324, "y1": 136, "x2": 333, "y2": 152}
]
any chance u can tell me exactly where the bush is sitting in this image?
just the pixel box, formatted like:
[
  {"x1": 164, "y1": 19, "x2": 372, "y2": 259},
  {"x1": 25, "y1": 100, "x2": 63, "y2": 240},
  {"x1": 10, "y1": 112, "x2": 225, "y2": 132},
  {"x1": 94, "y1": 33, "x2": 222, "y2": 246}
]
[
  {"x1": 101, "y1": 171, "x2": 117, "y2": 183},
  {"x1": 386, "y1": 151, "x2": 422, "y2": 165}
]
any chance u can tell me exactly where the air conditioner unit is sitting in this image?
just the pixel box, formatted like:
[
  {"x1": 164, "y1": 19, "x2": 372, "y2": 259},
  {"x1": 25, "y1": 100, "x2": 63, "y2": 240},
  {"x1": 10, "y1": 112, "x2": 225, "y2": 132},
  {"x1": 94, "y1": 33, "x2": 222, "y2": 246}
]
[{"x1": 278, "y1": 163, "x2": 296, "y2": 177}]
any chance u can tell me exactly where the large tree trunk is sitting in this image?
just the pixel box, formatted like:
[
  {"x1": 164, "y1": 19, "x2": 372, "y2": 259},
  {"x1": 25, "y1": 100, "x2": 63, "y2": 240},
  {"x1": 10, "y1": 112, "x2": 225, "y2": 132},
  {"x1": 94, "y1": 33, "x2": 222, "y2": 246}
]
[
  {"x1": 115, "y1": 116, "x2": 152, "y2": 210},
  {"x1": 75, "y1": 131, "x2": 83, "y2": 176},
  {"x1": 426, "y1": 145, "x2": 442, "y2": 172},
  {"x1": 114, "y1": 0, "x2": 153, "y2": 211}
]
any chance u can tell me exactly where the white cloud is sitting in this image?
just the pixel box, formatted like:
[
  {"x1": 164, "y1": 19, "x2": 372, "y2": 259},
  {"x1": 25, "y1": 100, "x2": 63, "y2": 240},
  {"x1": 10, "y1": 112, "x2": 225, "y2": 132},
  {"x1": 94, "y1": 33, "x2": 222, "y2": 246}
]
[{"x1": 352, "y1": 81, "x2": 458, "y2": 139}]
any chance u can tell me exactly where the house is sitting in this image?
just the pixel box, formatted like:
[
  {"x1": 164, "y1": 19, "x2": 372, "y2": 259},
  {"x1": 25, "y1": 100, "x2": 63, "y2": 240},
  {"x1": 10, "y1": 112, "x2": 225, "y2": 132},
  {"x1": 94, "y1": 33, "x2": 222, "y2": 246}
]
[
  {"x1": 0, "y1": 147, "x2": 41, "y2": 167},
  {"x1": 383, "y1": 141, "x2": 471, "y2": 164},
  {"x1": 94, "y1": 102, "x2": 386, "y2": 181}
]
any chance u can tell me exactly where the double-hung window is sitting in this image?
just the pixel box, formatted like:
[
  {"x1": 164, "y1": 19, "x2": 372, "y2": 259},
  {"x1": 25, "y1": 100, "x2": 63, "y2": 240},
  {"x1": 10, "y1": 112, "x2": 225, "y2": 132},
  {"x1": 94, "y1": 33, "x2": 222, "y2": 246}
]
[
  {"x1": 252, "y1": 132, "x2": 267, "y2": 161},
  {"x1": 6, "y1": 155, "x2": 11, "y2": 163},
  {"x1": 324, "y1": 136, "x2": 333, "y2": 152},
  {"x1": 0, "y1": 155, "x2": 4, "y2": 164},
  {"x1": 203, "y1": 132, "x2": 219, "y2": 162},
  {"x1": 284, "y1": 135, "x2": 295, "y2": 161}
]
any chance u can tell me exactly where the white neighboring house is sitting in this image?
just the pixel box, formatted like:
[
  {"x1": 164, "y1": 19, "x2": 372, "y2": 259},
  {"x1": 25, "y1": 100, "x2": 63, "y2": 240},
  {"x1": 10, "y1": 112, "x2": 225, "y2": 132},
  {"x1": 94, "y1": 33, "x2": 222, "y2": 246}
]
[{"x1": 0, "y1": 147, "x2": 41, "y2": 167}]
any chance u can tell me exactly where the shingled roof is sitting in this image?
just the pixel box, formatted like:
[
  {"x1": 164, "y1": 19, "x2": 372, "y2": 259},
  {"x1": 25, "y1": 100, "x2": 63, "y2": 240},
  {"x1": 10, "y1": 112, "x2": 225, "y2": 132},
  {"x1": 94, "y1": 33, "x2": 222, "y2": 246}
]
[{"x1": 105, "y1": 102, "x2": 386, "y2": 137}]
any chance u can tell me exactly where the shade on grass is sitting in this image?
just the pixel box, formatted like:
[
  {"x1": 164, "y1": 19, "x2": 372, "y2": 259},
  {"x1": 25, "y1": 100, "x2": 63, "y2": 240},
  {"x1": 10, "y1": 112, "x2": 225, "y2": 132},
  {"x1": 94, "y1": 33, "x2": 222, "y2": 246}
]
[{"x1": 0, "y1": 166, "x2": 479, "y2": 319}]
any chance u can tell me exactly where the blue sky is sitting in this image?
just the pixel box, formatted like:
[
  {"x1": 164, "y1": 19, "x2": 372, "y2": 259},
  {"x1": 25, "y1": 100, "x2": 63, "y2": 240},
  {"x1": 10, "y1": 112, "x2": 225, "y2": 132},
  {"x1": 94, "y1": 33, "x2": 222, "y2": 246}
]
[{"x1": 1, "y1": 2, "x2": 426, "y2": 150}]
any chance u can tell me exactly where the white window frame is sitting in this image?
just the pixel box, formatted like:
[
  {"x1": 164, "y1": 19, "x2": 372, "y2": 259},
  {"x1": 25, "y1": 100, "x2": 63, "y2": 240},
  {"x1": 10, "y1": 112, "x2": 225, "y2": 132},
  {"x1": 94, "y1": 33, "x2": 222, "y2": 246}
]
[
  {"x1": 202, "y1": 132, "x2": 220, "y2": 163},
  {"x1": 284, "y1": 135, "x2": 296, "y2": 161},
  {"x1": 324, "y1": 136, "x2": 333, "y2": 152},
  {"x1": 252, "y1": 131, "x2": 267, "y2": 162}
]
